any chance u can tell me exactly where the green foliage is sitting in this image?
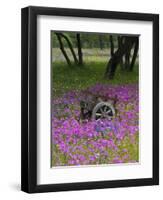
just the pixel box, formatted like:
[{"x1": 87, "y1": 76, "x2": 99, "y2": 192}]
[{"x1": 51, "y1": 31, "x2": 118, "y2": 49}]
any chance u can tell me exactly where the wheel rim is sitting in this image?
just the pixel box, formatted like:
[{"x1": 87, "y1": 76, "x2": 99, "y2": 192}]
[{"x1": 92, "y1": 102, "x2": 115, "y2": 120}]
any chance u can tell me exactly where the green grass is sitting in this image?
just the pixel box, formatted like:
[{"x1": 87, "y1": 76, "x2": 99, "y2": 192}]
[{"x1": 52, "y1": 61, "x2": 138, "y2": 97}]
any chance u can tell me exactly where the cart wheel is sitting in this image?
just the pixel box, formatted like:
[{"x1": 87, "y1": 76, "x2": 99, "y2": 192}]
[{"x1": 92, "y1": 102, "x2": 115, "y2": 120}]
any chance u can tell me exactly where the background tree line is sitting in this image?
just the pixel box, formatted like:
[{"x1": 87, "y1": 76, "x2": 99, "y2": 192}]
[{"x1": 52, "y1": 32, "x2": 115, "y2": 49}]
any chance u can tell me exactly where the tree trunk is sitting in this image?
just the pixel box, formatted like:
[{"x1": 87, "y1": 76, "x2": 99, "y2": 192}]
[
  {"x1": 56, "y1": 33, "x2": 71, "y2": 66},
  {"x1": 105, "y1": 36, "x2": 135, "y2": 79},
  {"x1": 76, "y1": 33, "x2": 83, "y2": 65},
  {"x1": 129, "y1": 38, "x2": 139, "y2": 71},
  {"x1": 118, "y1": 36, "x2": 124, "y2": 70},
  {"x1": 60, "y1": 33, "x2": 78, "y2": 65},
  {"x1": 110, "y1": 35, "x2": 114, "y2": 57},
  {"x1": 125, "y1": 49, "x2": 131, "y2": 70}
]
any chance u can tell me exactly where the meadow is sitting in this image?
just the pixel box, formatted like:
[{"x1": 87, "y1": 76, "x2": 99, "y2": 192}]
[{"x1": 51, "y1": 47, "x2": 139, "y2": 167}]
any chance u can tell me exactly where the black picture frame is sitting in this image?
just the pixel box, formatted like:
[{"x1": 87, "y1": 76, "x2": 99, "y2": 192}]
[{"x1": 21, "y1": 6, "x2": 159, "y2": 193}]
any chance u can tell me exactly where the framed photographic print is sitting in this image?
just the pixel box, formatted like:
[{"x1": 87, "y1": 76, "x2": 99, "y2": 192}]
[{"x1": 21, "y1": 6, "x2": 159, "y2": 193}]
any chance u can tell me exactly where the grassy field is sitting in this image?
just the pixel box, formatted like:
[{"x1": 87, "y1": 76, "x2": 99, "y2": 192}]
[
  {"x1": 51, "y1": 48, "x2": 139, "y2": 167},
  {"x1": 52, "y1": 61, "x2": 138, "y2": 97},
  {"x1": 52, "y1": 48, "x2": 138, "y2": 96},
  {"x1": 52, "y1": 48, "x2": 110, "y2": 63}
]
